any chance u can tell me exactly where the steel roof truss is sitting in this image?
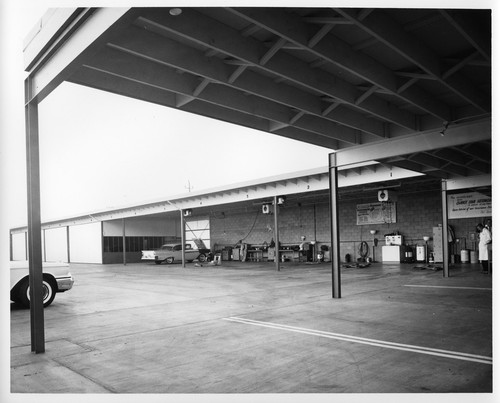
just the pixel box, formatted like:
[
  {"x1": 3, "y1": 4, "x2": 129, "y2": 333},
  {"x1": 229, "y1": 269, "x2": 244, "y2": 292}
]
[
  {"x1": 135, "y1": 8, "x2": 417, "y2": 130},
  {"x1": 336, "y1": 8, "x2": 490, "y2": 113},
  {"x1": 109, "y1": 25, "x2": 386, "y2": 139},
  {"x1": 229, "y1": 7, "x2": 451, "y2": 122}
]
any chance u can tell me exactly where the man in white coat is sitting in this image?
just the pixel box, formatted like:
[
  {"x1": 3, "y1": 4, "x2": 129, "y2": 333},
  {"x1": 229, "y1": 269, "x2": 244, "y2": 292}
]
[{"x1": 476, "y1": 223, "x2": 492, "y2": 273}]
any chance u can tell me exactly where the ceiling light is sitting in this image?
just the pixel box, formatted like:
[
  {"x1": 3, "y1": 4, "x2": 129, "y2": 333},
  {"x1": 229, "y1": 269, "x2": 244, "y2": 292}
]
[
  {"x1": 169, "y1": 8, "x2": 182, "y2": 16},
  {"x1": 440, "y1": 121, "x2": 449, "y2": 136}
]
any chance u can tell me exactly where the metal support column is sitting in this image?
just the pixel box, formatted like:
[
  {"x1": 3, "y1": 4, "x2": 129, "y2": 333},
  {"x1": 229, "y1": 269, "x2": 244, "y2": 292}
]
[
  {"x1": 66, "y1": 226, "x2": 71, "y2": 263},
  {"x1": 313, "y1": 204, "x2": 317, "y2": 262},
  {"x1": 100, "y1": 222, "x2": 105, "y2": 264},
  {"x1": 10, "y1": 232, "x2": 13, "y2": 261},
  {"x1": 441, "y1": 180, "x2": 450, "y2": 278},
  {"x1": 43, "y1": 229, "x2": 46, "y2": 262},
  {"x1": 329, "y1": 153, "x2": 341, "y2": 298},
  {"x1": 122, "y1": 218, "x2": 127, "y2": 265},
  {"x1": 25, "y1": 77, "x2": 45, "y2": 353},
  {"x1": 180, "y1": 210, "x2": 186, "y2": 268},
  {"x1": 273, "y1": 196, "x2": 280, "y2": 272}
]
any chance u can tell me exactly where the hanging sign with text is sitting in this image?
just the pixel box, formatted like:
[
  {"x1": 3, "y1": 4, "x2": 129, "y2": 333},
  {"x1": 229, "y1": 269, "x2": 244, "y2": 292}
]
[
  {"x1": 356, "y1": 202, "x2": 397, "y2": 225},
  {"x1": 448, "y1": 192, "x2": 491, "y2": 219}
]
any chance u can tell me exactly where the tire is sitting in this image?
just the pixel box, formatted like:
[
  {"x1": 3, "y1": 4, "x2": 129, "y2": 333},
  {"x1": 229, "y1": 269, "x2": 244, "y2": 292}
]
[
  {"x1": 18, "y1": 276, "x2": 57, "y2": 308},
  {"x1": 198, "y1": 253, "x2": 207, "y2": 263},
  {"x1": 155, "y1": 260, "x2": 162, "y2": 265},
  {"x1": 165, "y1": 257, "x2": 175, "y2": 264}
]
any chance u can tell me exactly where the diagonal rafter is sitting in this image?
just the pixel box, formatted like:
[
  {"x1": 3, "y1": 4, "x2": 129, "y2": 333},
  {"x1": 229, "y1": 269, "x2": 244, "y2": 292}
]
[
  {"x1": 442, "y1": 51, "x2": 480, "y2": 80},
  {"x1": 260, "y1": 37, "x2": 287, "y2": 65},
  {"x1": 228, "y1": 65, "x2": 248, "y2": 84},
  {"x1": 227, "y1": 7, "x2": 451, "y2": 122},
  {"x1": 355, "y1": 85, "x2": 378, "y2": 105},
  {"x1": 193, "y1": 77, "x2": 212, "y2": 97},
  {"x1": 335, "y1": 8, "x2": 490, "y2": 113},
  {"x1": 397, "y1": 77, "x2": 419, "y2": 94},
  {"x1": 322, "y1": 101, "x2": 341, "y2": 117},
  {"x1": 308, "y1": 24, "x2": 335, "y2": 48}
]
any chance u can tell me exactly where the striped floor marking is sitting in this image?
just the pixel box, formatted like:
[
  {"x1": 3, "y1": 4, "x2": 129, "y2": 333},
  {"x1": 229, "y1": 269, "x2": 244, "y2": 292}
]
[
  {"x1": 405, "y1": 285, "x2": 492, "y2": 291},
  {"x1": 223, "y1": 317, "x2": 492, "y2": 365}
]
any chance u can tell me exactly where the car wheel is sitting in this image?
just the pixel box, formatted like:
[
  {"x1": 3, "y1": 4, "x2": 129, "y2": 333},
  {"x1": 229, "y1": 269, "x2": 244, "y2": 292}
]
[
  {"x1": 198, "y1": 254, "x2": 207, "y2": 262},
  {"x1": 18, "y1": 276, "x2": 57, "y2": 308},
  {"x1": 165, "y1": 257, "x2": 175, "y2": 264},
  {"x1": 154, "y1": 260, "x2": 162, "y2": 265}
]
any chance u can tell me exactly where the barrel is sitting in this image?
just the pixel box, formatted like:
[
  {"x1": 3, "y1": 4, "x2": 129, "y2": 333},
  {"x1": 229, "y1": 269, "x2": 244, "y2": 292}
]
[
  {"x1": 460, "y1": 249, "x2": 470, "y2": 263},
  {"x1": 470, "y1": 250, "x2": 479, "y2": 264},
  {"x1": 416, "y1": 245, "x2": 426, "y2": 261}
]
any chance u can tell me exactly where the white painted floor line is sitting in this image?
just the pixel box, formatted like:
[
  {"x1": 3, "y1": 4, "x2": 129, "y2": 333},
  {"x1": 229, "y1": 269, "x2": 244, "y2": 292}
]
[
  {"x1": 405, "y1": 285, "x2": 492, "y2": 291},
  {"x1": 223, "y1": 317, "x2": 492, "y2": 365}
]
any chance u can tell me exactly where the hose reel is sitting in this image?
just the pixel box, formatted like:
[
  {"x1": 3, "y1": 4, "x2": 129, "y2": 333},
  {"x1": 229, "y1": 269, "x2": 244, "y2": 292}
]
[{"x1": 358, "y1": 241, "x2": 369, "y2": 260}]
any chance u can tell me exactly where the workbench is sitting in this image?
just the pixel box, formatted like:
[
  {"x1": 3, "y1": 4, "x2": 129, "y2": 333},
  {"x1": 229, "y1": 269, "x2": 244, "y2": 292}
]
[{"x1": 247, "y1": 249, "x2": 265, "y2": 261}]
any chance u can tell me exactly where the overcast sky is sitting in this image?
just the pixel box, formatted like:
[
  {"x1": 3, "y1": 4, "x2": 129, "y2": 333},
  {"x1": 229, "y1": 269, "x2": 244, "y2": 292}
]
[
  {"x1": 1, "y1": 0, "x2": 495, "y2": 230},
  {"x1": 1, "y1": 1, "x2": 338, "y2": 230},
  {"x1": 0, "y1": 1, "x2": 331, "y2": 230}
]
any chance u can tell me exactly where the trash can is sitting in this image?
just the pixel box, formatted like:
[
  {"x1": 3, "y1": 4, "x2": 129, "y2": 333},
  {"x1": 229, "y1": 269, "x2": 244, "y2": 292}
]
[
  {"x1": 470, "y1": 250, "x2": 478, "y2": 264},
  {"x1": 460, "y1": 249, "x2": 470, "y2": 263},
  {"x1": 416, "y1": 245, "x2": 426, "y2": 262}
]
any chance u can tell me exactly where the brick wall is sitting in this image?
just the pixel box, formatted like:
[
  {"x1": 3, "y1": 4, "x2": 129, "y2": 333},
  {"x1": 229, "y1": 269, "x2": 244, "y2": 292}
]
[{"x1": 210, "y1": 191, "x2": 490, "y2": 261}]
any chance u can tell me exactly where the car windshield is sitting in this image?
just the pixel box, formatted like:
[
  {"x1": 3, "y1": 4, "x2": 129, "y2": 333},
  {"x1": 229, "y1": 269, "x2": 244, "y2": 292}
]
[{"x1": 171, "y1": 244, "x2": 193, "y2": 251}]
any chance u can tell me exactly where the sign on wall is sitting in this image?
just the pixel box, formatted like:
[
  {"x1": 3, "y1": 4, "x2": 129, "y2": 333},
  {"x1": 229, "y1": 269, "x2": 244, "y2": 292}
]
[
  {"x1": 448, "y1": 192, "x2": 491, "y2": 219},
  {"x1": 357, "y1": 202, "x2": 396, "y2": 225}
]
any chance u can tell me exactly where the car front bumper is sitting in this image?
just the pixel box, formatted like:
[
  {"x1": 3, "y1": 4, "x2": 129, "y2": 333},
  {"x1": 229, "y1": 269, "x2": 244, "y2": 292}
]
[{"x1": 56, "y1": 276, "x2": 74, "y2": 291}]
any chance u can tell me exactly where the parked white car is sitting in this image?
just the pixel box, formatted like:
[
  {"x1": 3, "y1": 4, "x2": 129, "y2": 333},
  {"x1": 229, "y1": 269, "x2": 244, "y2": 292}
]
[
  {"x1": 10, "y1": 261, "x2": 74, "y2": 308},
  {"x1": 142, "y1": 242, "x2": 209, "y2": 264}
]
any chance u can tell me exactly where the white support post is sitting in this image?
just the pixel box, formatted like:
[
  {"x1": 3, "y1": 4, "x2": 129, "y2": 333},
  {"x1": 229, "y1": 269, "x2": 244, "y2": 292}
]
[
  {"x1": 274, "y1": 196, "x2": 280, "y2": 272},
  {"x1": 67, "y1": 226, "x2": 71, "y2": 263},
  {"x1": 180, "y1": 210, "x2": 186, "y2": 268},
  {"x1": 122, "y1": 218, "x2": 127, "y2": 265},
  {"x1": 441, "y1": 180, "x2": 450, "y2": 277}
]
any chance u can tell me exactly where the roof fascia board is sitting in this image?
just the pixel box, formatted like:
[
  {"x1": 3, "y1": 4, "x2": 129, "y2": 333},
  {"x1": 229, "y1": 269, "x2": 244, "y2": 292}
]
[
  {"x1": 24, "y1": 8, "x2": 86, "y2": 71},
  {"x1": 150, "y1": 161, "x2": 378, "y2": 201},
  {"x1": 11, "y1": 165, "x2": 422, "y2": 232},
  {"x1": 26, "y1": 8, "x2": 132, "y2": 103}
]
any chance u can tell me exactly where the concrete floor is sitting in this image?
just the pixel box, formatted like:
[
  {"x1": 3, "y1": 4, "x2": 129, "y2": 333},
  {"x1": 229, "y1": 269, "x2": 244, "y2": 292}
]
[{"x1": 9, "y1": 259, "x2": 493, "y2": 398}]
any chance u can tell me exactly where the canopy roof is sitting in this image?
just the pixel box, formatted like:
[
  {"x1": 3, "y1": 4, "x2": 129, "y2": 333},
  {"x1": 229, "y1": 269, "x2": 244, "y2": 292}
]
[{"x1": 25, "y1": 7, "x2": 491, "y2": 181}]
